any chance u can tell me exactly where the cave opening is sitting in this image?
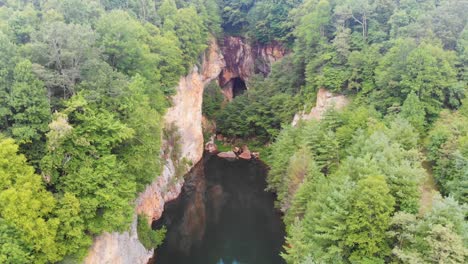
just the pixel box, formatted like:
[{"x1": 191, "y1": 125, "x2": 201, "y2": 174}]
[{"x1": 232, "y1": 77, "x2": 247, "y2": 98}]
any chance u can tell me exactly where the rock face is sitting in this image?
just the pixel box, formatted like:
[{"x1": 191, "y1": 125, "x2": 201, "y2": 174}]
[
  {"x1": 83, "y1": 38, "x2": 225, "y2": 264},
  {"x1": 292, "y1": 88, "x2": 349, "y2": 126},
  {"x1": 219, "y1": 36, "x2": 286, "y2": 100}
]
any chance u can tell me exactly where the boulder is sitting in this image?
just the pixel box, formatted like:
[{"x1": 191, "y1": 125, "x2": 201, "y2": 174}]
[
  {"x1": 238, "y1": 145, "x2": 252, "y2": 160},
  {"x1": 205, "y1": 142, "x2": 218, "y2": 153},
  {"x1": 217, "y1": 151, "x2": 237, "y2": 159}
]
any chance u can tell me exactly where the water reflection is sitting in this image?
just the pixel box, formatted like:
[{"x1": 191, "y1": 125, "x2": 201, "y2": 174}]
[{"x1": 153, "y1": 155, "x2": 285, "y2": 264}]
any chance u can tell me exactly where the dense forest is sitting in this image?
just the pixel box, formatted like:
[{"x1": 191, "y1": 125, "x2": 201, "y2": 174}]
[
  {"x1": 0, "y1": 0, "x2": 218, "y2": 262},
  {"x1": 0, "y1": 0, "x2": 467, "y2": 263},
  {"x1": 209, "y1": 0, "x2": 467, "y2": 263}
]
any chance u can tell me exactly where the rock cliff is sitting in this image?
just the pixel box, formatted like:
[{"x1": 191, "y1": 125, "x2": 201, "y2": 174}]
[
  {"x1": 292, "y1": 88, "x2": 349, "y2": 126},
  {"x1": 83, "y1": 38, "x2": 225, "y2": 264},
  {"x1": 219, "y1": 36, "x2": 286, "y2": 100}
]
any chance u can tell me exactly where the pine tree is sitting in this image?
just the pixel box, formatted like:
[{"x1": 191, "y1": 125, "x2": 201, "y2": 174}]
[
  {"x1": 401, "y1": 91, "x2": 426, "y2": 133},
  {"x1": 344, "y1": 175, "x2": 394, "y2": 262}
]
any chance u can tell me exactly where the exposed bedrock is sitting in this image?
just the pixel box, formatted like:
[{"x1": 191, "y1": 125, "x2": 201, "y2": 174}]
[
  {"x1": 84, "y1": 36, "x2": 286, "y2": 264},
  {"x1": 83, "y1": 38, "x2": 225, "y2": 264},
  {"x1": 219, "y1": 36, "x2": 286, "y2": 101},
  {"x1": 292, "y1": 88, "x2": 349, "y2": 126}
]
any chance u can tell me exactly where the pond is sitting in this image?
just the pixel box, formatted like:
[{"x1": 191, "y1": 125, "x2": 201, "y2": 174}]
[{"x1": 152, "y1": 155, "x2": 286, "y2": 264}]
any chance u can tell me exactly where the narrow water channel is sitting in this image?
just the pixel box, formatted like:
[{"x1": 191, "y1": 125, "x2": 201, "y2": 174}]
[{"x1": 152, "y1": 154, "x2": 286, "y2": 264}]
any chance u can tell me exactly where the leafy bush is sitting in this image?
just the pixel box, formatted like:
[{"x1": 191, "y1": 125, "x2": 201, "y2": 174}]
[
  {"x1": 202, "y1": 81, "x2": 224, "y2": 119},
  {"x1": 137, "y1": 215, "x2": 166, "y2": 250}
]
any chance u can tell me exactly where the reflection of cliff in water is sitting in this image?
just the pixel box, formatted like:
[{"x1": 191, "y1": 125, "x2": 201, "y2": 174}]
[{"x1": 152, "y1": 155, "x2": 285, "y2": 264}]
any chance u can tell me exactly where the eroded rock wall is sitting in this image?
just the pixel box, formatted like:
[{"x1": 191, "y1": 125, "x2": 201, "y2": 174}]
[
  {"x1": 219, "y1": 36, "x2": 286, "y2": 100},
  {"x1": 292, "y1": 88, "x2": 349, "y2": 126},
  {"x1": 83, "y1": 38, "x2": 225, "y2": 264}
]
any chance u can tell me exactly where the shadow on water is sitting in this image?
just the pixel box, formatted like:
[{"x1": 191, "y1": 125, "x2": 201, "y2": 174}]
[{"x1": 151, "y1": 154, "x2": 286, "y2": 264}]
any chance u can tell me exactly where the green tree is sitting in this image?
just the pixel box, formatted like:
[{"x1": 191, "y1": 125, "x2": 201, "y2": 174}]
[
  {"x1": 390, "y1": 196, "x2": 467, "y2": 263},
  {"x1": 426, "y1": 110, "x2": 468, "y2": 203},
  {"x1": 283, "y1": 175, "x2": 353, "y2": 263},
  {"x1": 202, "y1": 80, "x2": 224, "y2": 119},
  {"x1": 0, "y1": 219, "x2": 31, "y2": 264},
  {"x1": 54, "y1": 193, "x2": 91, "y2": 260},
  {"x1": 400, "y1": 91, "x2": 426, "y2": 133},
  {"x1": 173, "y1": 7, "x2": 207, "y2": 70},
  {"x1": 0, "y1": 136, "x2": 61, "y2": 263},
  {"x1": 42, "y1": 96, "x2": 135, "y2": 234},
  {"x1": 117, "y1": 75, "x2": 164, "y2": 191},
  {"x1": 279, "y1": 148, "x2": 318, "y2": 212},
  {"x1": 5, "y1": 60, "x2": 51, "y2": 165},
  {"x1": 344, "y1": 175, "x2": 394, "y2": 262},
  {"x1": 401, "y1": 42, "x2": 460, "y2": 119},
  {"x1": 96, "y1": 11, "x2": 152, "y2": 76}
]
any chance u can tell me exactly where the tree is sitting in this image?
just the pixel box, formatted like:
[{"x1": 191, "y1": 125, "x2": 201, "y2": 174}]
[
  {"x1": 279, "y1": 148, "x2": 319, "y2": 212},
  {"x1": 283, "y1": 174, "x2": 353, "y2": 263},
  {"x1": 219, "y1": 0, "x2": 255, "y2": 34},
  {"x1": 0, "y1": 32, "x2": 17, "y2": 129},
  {"x1": 401, "y1": 91, "x2": 426, "y2": 133},
  {"x1": 42, "y1": 0, "x2": 103, "y2": 25},
  {"x1": 54, "y1": 193, "x2": 91, "y2": 259},
  {"x1": 173, "y1": 7, "x2": 207, "y2": 70},
  {"x1": 374, "y1": 38, "x2": 418, "y2": 111},
  {"x1": 0, "y1": 219, "x2": 31, "y2": 263},
  {"x1": 344, "y1": 175, "x2": 394, "y2": 262},
  {"x1": 117, "y1": 75, "x2": 164, "y2": 191},
  {"x1": 0, "y1": 136, "x2": 61, "y2": 263},
  {"x1": 2, "y1": 60, "x2": 51, "y2": 165},
  {"x1": 41, "y1": 96, "x2": 136, "y2": 234},
  {"x1": 426, "y1": 110, "x2": 468, "y2": 203},
  {"x1": 202, "y1": 80, "x2": 224, "y2": 119},
  {"x1": 247, "y1": 0, "x2": 300, "y2": 44},
  {"x1": 390, "y1": 196, "x2": 467, "y2": 263},
  {"x1": 343, "y1": 130, "x2": 422, "y2": 213},
  {"x1": 401, "y1": 42, "x2": 460, "y2": 119},
  {"x1": 96, "y1": 11, "x2": 151, "y2": 77},
  {"x1": 30, "y1": 21, "x2": 99, "y2": 99}
]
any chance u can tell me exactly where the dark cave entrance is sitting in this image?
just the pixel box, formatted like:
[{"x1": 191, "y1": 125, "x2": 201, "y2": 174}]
[{"x1": 232, "y1": 77, "x2": 247, "y2": 98}]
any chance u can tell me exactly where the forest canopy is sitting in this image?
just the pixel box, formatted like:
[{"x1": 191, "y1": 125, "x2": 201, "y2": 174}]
[
  {"x1": 0, "y1": 0, "x2": 466, "y2": 263},
  {"x1": 0, "y1": 0, "x2": 219, "y2": 262}
]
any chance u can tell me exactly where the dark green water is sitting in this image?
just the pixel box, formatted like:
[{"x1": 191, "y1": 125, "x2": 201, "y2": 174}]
[{"x1": 152, "y1": 155, "x2": 286, "y2": 264}]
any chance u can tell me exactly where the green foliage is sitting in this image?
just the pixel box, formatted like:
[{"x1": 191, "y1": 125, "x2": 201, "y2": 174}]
[
  {"x1": 173, "y1": 7, "x2": 208, "y2": 70},
  {"x1": 219, "y1": 0, "x2": 297, "y2": 43},
  {"x1": 117, "y1": 75, "x2": 165, "y2": 191},
  {"x1": 29, "y1": 20, "x2": 99, "y2": 99},
  {"x1": 202, "y1": 80, "x2": 224, "y2": 119},
  {"x1": 42, "y1": 96, "x2": 135, "y2": 234},
  {"x1": 374, "y1": 39, "x2": 462, "y2": 121},
  {"x1": 426, "y1": 110, "x2": 468, "y2": 204},
  {"x1": 96, "y1": 11, "x2": 156, "y2": 78},
  {"x1": 0, "y1": 59, "x2": 51, "y2": 165},
  {"x1": 287, "y1": 0, "x2": 466, "y2": 122},
  {"x1": 283, "y1": 174, "x2": 353, "y2": 263},
  {"x1": 0, "y1": 218, "x2": 31, "y2": 264},
  {"x1": 137, "y1": 214, "x2": 166, "y2": 250},
  {"x1": 344, "y1": 176, "x2": 394, "y2": 262},
  {"x1": 216, "y1": 77, "x2": 299, "y2": 141},
  {"x1": 389, "y1": 196, "x2": 467, "y2": 263},
  {"x1": 268, "y1": 105, "x2": 428, "y2": 262},
  {"x1": 0, "y1": 0, "x2": 467, "y2": 263},
  {"x1": 0, "y1": 1, "x2": 218, "y2": 261},
  {"x1": 0, "y1": 137, "x2": 59, "y2": 263},
  {"x1": 219, "y1": 0, "x2": 255, "y2": 35},
  {"x1": 247, "y1": 0, "x2": 300, "y2": 44},
  {"x1": 401, "y1": 91, "x2": 426, "y2": 134}
]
